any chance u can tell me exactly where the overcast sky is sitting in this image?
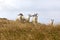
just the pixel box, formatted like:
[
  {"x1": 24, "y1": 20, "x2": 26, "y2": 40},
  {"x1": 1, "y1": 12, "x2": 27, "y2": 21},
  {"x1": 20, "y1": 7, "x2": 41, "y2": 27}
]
[{"x1": 0, "y1": 0, "x2": 60, "y2": 24}]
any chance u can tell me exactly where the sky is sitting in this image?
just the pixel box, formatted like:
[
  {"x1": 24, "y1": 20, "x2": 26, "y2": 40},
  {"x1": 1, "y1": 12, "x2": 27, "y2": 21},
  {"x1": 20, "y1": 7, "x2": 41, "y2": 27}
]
[{"x1": 0, "y1": 0, "x2": 60, "y2": 24}]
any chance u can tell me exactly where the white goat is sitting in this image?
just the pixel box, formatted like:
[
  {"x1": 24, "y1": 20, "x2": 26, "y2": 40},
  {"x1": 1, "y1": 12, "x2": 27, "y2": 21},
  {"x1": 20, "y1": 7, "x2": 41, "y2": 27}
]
[
  {"x1": 32, "y1": 13, "x2": 38, "y2": 24},
  {"x1": 50, "y1": 19, "x2": 54, "y2": 25},
  {"x1": 16, "y1": 13, "x2": 25, "y2": 22}
]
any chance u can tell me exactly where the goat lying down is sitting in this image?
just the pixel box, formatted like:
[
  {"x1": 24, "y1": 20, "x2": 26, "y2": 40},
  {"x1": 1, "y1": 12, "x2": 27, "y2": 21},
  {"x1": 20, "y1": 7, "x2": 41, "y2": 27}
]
[{"x1": 16, "y1": 15, "x2": 30, "y2": 22}]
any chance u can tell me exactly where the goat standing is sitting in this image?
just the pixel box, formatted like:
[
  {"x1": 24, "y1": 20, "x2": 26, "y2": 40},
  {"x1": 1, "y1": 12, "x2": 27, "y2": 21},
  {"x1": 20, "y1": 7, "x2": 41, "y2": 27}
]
[{"x1": 32, "y1": 13, "x2": 38, "y2": 24}]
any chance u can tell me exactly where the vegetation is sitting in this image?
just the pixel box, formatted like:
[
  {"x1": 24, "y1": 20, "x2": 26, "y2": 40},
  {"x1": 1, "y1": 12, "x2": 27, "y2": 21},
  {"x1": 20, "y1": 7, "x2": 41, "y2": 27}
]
[{"x1": 0, "y1": 18, "x2": 60, "y2": 40}]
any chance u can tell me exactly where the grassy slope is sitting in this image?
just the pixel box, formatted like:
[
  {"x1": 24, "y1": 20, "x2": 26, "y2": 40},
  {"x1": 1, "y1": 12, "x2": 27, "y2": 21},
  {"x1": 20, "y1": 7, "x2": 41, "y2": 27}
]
[{"x1": 0, "y1": 18, "x2": 60, "y2": 40}]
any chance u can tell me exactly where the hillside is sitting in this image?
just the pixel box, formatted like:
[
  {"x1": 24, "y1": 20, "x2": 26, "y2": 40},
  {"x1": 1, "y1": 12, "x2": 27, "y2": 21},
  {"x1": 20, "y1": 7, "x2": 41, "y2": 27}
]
[{"x1": 0, "y1": 18, "x2": 60, "y2": 40}]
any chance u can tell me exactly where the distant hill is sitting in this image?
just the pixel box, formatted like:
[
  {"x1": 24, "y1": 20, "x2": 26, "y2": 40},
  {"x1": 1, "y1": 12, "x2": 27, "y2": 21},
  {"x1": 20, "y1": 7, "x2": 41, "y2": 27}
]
[{"x1": 0, "y1": 18, "x2": 60, "y2": 40}]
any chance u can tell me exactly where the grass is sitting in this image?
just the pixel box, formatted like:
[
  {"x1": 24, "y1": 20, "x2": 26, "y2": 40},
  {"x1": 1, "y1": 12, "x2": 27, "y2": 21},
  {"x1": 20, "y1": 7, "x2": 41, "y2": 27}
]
[{"x1": 0, "y1": 18, "x2": 60, "y2": 40}]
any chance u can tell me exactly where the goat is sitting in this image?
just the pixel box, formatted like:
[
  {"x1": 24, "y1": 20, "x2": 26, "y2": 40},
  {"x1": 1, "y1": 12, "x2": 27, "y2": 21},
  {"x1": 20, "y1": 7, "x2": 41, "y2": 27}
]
[
  {"x1": 32, "y1": 13, "x2": 38, "y2": 24},
  {"x1": 25, "y1": 14, "x2": 32, "y2": 22},
  {"x1": 16, "y1": 13, "x2": 25, "y2": 22},
  {"x1": 50, "y1": 19, "x2": 54, "y2": 26}
]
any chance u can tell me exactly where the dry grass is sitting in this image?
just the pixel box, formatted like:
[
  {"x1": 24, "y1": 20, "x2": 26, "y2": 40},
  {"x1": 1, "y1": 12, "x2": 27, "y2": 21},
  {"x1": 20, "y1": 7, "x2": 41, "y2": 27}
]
[{"x1": 0, "y1": 18, "x2": 60, "y2": 40}]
